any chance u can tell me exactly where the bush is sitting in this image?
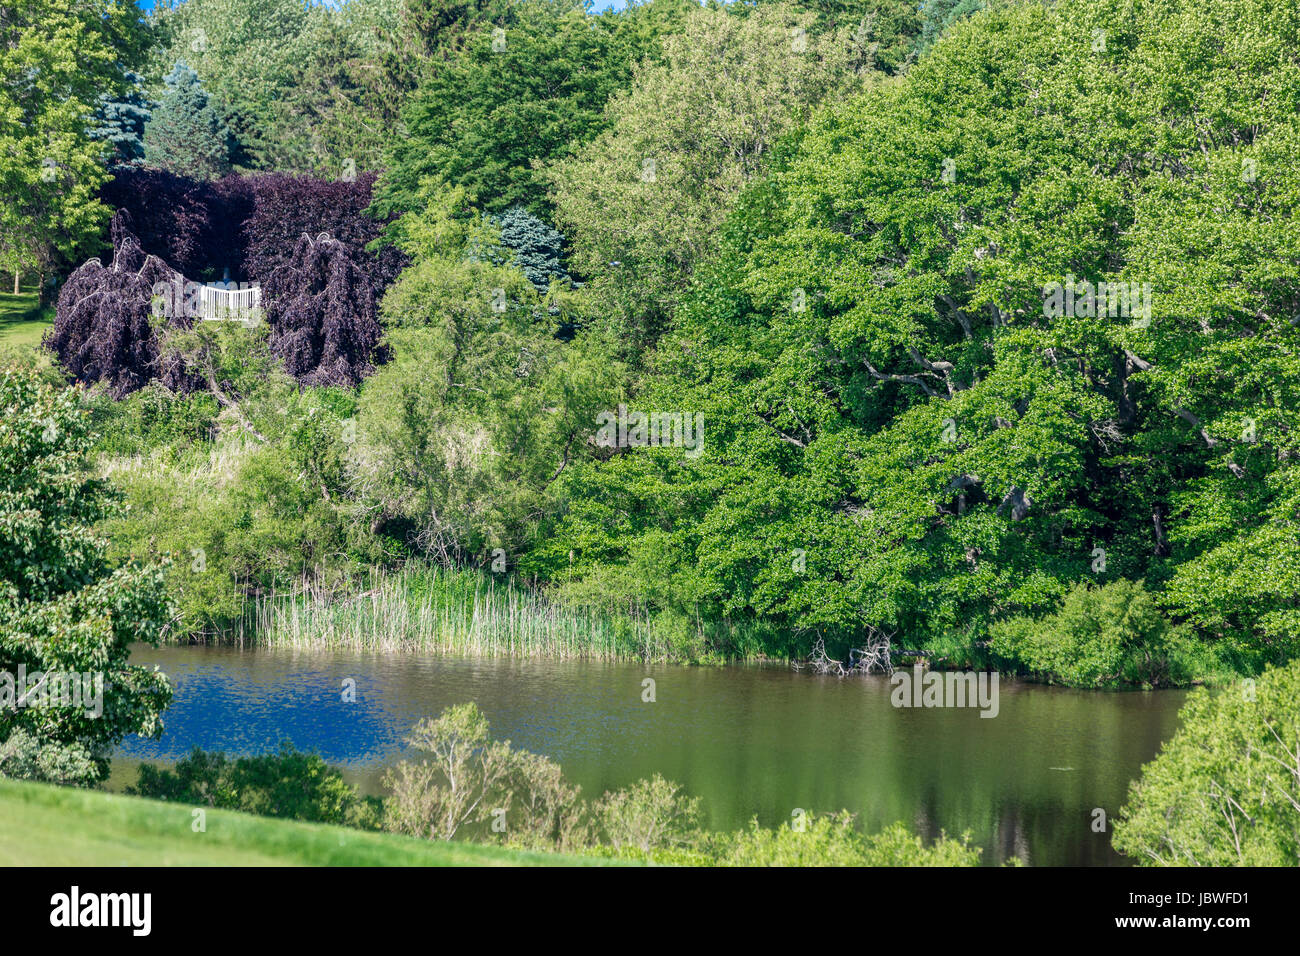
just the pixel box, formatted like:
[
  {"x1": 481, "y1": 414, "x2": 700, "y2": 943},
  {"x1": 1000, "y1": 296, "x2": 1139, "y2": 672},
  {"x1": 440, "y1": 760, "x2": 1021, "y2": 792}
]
[
  {"x1": 1113, "y1": 659, "x2": 1300, "y2": 865},
  {"x1": 47, "y1": 213, "x2": 193, "y2": 398},
  {"x1": 94, "y1": 327, "x2": 375, "y2": 635},
  {"x1": 99, "y1": 167, "x2": 224, "y2": 279},
  {"x1": 241, "y1": 172, "x2": 406, "y2": 294},
  {"x1": 592, "y1": 774, "x2": 701, "y2": 854},
  {"x1": 130, "y1": 743, "x2": 381, "y2": 830},
  {"x1": 989, "y1": 580, "x2": 1204, "y2": 688},
  {"x1": 715, "y1": 814, "x2": 981, "y2": 867},
  {"x1": 383, "y1": 703, "x2": 588, "y2": 850}
]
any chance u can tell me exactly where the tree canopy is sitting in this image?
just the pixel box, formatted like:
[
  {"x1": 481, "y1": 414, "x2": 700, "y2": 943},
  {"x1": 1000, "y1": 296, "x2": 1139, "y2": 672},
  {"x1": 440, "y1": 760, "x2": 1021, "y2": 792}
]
[
  {"x1": 525, "y1": 0, "x2": 1300, "y2": 674},
  {"x1": 0, "y1": 0, "x2": 145, "y2": 282},
  {"x1": 143, "y1": 61, "x2": 234, "y2": 180},
  {"x1": 0, "y1": 365, "x2": 172, "y2": 786}
]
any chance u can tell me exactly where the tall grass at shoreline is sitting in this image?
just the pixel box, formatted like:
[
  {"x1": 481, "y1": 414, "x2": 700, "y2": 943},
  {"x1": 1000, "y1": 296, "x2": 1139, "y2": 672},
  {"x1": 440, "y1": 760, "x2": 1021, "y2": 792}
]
[{"x1": 242, "y1": 566, "x2": 676, "y2": 661}]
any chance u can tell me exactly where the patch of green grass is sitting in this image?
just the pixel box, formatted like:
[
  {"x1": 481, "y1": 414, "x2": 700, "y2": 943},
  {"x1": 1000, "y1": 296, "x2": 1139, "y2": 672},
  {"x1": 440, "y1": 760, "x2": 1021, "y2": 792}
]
[
  {"x1": 0, "y1": 777, "x2": 614, "y2": 866},
  {"x1": 0, "y1": 287, "x2": 53, "y2": 350}
]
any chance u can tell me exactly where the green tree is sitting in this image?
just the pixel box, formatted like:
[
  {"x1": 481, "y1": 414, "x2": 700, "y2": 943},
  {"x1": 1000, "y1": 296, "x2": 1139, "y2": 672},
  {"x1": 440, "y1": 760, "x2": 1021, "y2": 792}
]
[
  {"x1": 1113, "y1": 658, "x2": 1300, "y2": 865},
  {"x1": 549, "y1": 1, "x2": 873, "y2": 352},
  {"x1": 0, "y1": 366, "x2": 172, "y2": 786},
  {"x1": 764, "y1": 0, "x2": 922, "y2": 72},
  {"x1": 528, "y1": 0, "x2": 1300, "y2": 668},
  {"x1": 143, "y1": 61, "x2": 233, "y2": 179},
  {"x1": 497, "y1": 206, "x2": 569, "y2": 293},
  {"x1": 916, "y1": 0, "x2": 986, "y2": 53},
  {"x1": 351, "y1": 188, "x2": 618, "y2": 565},
  {"x1": 94, "y1": 324, "x2": 370, "y2": 635},
  {"x1": 378, "y1": 0, "x2": 691, "y2": 217},
  {"x1": 0, "y1": 0, "x2": 143, "y2": 292},
  {"x1": 989, "y1": 580, "x2": 1204, "y2": 688},
  {"x1": 147, "y1": 0, "x2": 310, "y2": 170},
  {"x1": 89, "y1": 70, "x2": 153, "y2": 166}
]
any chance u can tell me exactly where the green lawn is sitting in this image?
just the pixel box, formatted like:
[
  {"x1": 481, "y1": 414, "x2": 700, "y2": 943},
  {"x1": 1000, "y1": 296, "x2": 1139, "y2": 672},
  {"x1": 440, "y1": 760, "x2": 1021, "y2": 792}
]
[
  {"x1": 0, "y1": 777, "x2": 610, "y2": 866},
  {"x1": 0, "y1": 287, "x2": 54, "y2": 350}
]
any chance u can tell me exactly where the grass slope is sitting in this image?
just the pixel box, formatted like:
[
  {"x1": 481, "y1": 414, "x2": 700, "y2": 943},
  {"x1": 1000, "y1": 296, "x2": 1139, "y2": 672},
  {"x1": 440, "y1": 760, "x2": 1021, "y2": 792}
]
[
  {"x1": 0, "y1": 778, "x2": 608, "y2": 866},
  {"x1": 0, "y1": 288, "x2": 53, "y2": 349}
]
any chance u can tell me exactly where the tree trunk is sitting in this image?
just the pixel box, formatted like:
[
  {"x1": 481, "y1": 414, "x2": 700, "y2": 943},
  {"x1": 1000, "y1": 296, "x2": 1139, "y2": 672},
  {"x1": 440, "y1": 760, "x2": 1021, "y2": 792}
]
[{"x1": 12, "y1": 271, "x2": 18, "y2": 295}]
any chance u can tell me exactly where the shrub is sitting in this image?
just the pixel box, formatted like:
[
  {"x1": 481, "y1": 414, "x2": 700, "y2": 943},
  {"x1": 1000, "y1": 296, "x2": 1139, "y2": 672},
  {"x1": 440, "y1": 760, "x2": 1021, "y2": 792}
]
[
  {"x1": 47, "y1": 213, "x2": 193, "y2": 398},
  {"x1": 130, "y1": 743, "x2": 382, "y2": 830},
  {"x1": 715, "y1": 814, "x2": 981, "y2": 867},
  {"x1": 592, "y1": 774, "x2": 701, "y2": 853},
  {"x1": 241, "y1": 172, "x2": 406, "y2": 294},
  {"x1": 99, "y1": 166, "x2": 223, "y2": 279},
  {"x1": 383, "y1": 703, "x2": 587, "y2": 849},
  {"x1": 989, "y1": 580, "x2": 1204, "y2": 688},
  {"x1": 1113, "y1": 659, "x2": 1300, "y2": 865},
  {"x1": 496, "y1": 206, "x2": 569, "y2": 292}
]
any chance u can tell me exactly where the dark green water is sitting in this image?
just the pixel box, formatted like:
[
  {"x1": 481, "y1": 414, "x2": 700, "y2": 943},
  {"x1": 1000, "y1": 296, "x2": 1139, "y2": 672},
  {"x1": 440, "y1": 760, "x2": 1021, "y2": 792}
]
[{"x1": 115, "y1": 645, "x2": 1187, "y2": 866}]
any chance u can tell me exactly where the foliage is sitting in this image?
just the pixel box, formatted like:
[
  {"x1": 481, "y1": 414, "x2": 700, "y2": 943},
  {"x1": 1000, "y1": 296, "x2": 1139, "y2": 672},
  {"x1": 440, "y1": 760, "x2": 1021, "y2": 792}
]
[
  {"x1": 1113, "y1": 659, "x2": 1300, "y2": 865},
  {"x1": 250, "y1": 564, "x2": 674, "y2": 661},
  {"x1": 766, "y1": 0, "x2": 922, "y2": 73},
  {"x1": 130, "y1": 743, "x2": 382, "y2": 829},
  {"x1": 89, "y1": 70, "x2": 153, "y2": 166},
  {"x1": 383, "y1": 702, "x2": 588, "y2": 849},
  {"x1": 351, "y1": 189, "x2": 616, "y2": 564},
  {"x1": 93, "y1": 326, "x2": 371, "y2": 634},
  {"x1": 143, "y1": 61, "x2": 234, "y2": 180},
  {"x1": 0, "y1": 0, "x2": 143, "y2": 283},
  {"x1": 147, "y1": 0, "x2": 311, "y2": 170},
  {"x1": 378, "y1": 0, "x2": 691, "y2": 216},
  {"x1": 98, "y1": 167, "x2": 227, "y2": 279},
  {"x1": 242, "y1": 172, "x2": 406, "y2": 293},
  {"x1": 47, "y1": 213, "x2": 191, "y2": 398},
  {"x1": 591, "y1": 773, "x2": 701, "y2": 853},
  {"x1": 714, "y1": 814, "x2": 981, "y2": 866},
  {"x1": 916, "y1": 0, "x2": 986, "y2": 53},
  {"x1": 990, "y1": 580, "x2": 1204, "y2": 688},
  {"x1": 0, "y1": 365, "x2": 172, "y2": 786},
  {"x1": 531, "y1": 0, "x2": 1300, "y2": 669},
  {"x1": 262, "y1": 232, "x2": 386, "y2": 387},
  {"x1": 496, "y1": 206, "x2": 569, "y2": 292},
  {"x1": 549, "y1": 0, "x2": 873, "y2": 351}
]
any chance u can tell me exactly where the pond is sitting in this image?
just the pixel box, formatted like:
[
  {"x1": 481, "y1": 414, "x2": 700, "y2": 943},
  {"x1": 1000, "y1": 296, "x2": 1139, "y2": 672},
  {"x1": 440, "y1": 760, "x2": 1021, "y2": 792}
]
[{"x1": 114, "y1": 645, "x2": 1187, "y2": 866}]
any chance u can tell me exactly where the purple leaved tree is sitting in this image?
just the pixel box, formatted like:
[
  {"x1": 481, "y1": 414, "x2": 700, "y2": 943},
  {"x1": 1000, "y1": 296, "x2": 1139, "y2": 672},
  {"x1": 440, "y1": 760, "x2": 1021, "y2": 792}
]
[
  {"x1": 47, "y1": 212, "x2": 197, "y2": 397},
  {"x1": 262, "y1": 233, "x2": 387, "y2": 388},
  {"x1": 242, "y1": 173, "x2": 406, "y2": 294},
  {"x1": 99, "y1": 167, "x2": 222, "y2": 278}
]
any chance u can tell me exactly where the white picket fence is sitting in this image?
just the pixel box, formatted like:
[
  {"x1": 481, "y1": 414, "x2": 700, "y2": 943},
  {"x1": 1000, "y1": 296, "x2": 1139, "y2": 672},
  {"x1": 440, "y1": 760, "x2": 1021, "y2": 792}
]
[{"x1": 199, "y1": 284, "x2": 263, "y2": 323}]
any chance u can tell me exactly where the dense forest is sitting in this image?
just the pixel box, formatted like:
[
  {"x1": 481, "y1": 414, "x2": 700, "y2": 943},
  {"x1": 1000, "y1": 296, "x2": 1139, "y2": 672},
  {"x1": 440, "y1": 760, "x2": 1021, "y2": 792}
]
[
  {"x1": 4, "y1": 0, "x2": 1299, "y2": 677},
  {"x1": 3, "y1": 0, "x2": 1300, "y2": 867}
]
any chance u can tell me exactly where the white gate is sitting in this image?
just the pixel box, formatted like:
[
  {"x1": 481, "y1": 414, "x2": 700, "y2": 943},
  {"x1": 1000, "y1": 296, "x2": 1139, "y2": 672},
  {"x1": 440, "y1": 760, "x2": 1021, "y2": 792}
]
[{"x1": 199, "y1": 284, "x2": 263, "y2": 323}]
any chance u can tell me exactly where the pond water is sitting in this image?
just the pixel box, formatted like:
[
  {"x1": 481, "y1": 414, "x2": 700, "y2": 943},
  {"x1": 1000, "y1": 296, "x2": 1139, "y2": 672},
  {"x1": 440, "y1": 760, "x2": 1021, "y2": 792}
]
[{"x1": 114, "y1": 645, "x2": 1187, "y2": 866}]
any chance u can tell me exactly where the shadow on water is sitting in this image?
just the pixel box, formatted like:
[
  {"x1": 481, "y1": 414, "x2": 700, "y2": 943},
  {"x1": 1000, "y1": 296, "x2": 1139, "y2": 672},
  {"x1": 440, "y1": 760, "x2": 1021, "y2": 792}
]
[{"x1": 115, "y1": 645, "x2": 1187, "y2": 866}]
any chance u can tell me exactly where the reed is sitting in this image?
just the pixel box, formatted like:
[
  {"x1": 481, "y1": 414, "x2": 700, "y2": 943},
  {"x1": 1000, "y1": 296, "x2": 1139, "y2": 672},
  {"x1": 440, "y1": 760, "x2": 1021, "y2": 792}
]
[{"x1": 242, "y1": 565, "x2": 674, "y2": 661}]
